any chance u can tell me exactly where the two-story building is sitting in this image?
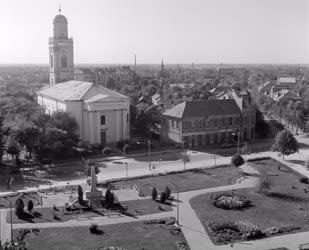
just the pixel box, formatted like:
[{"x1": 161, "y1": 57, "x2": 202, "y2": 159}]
[{"x1": 161, "y1": 91, "x2": 255, "y2": 147}]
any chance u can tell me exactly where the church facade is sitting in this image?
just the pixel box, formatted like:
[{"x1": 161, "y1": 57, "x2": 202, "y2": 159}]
[{"x1": 37, "y1": 11, "x2": 130, "y2": 145}]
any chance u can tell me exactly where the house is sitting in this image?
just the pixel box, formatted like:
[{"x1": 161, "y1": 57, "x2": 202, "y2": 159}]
[{"x1": 161, "y1": 98, "x2": 255, "y2": 148}]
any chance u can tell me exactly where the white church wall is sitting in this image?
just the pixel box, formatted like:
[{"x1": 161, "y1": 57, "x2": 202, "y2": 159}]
[
  {"x1": 66, "y1": 101, "x2": 83, "y2": 139},
  {"x1": 37, "y1": 95, "x2": 66, "y2": 115}
]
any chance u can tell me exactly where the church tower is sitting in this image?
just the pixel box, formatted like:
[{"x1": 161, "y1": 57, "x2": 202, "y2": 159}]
[{"x1": 49, "y1": 9, "x2": 74, "y2": 85}]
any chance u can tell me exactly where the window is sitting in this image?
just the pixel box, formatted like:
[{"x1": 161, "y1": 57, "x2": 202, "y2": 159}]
[
  {"x1": 199, "y1": 120, "x2": 203, "y2": 128},
  {"x1": 50, "y1": 55, "x2": 53, "y2": 68},
  {"x1": 195, "y1": 120, "x2": 198, "y2": 128},
  {"x1": 214, "y1": 119, "x2": 217, "y2": 127},
  {"x1": 61, "y1": 54, "x2": 67, "y2": 68},
  {"x1": 236, "y1": 117, "x2": 240, "y2": 125},
  {"x1": 221, "y1": 118, "x2": 225, "y2": 126},
  {"x1": 100, "y1": 115, "x2": 106, "y2": 125},
  {"x1": 176, "y1": 121, "x2": 179, "y2": 129},
  {"x1": 229, "y1": 117, "x2": 233, "y2": 126}
]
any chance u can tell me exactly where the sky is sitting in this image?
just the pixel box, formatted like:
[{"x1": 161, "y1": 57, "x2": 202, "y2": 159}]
[{"x1": 0, "y1": 0, "x2": 308, "y2": 64}]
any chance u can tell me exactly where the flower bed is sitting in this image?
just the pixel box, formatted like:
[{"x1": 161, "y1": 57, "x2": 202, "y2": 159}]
[{"x1": 210, "y1": 192, "x2": 250, "y2": 210}]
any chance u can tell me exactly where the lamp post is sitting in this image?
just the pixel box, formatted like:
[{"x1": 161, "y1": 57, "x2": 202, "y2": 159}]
[
  {"x1": 169, "y1": 181, "x2": 180, "y2": 225},
  {"x1": 148, "y1": 139, "x2": 151, "y2": 170},
  {"x1": 123, "y1": 144, "x2": 128, "y2": 177},
  {"x1": 125, "y1": 162, "x2": 128, "y2": 177},
  {"x1": 10, "y1": 200, "x2": 13, "y2": 243}
]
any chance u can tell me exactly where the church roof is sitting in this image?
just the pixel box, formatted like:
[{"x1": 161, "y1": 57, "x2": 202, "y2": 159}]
[
  {"x1": 53, "y1": 14, "x2": 67, "y2": 24},
  {"x1": 162, "y1": 99, "x2": 241, "y2": 119},
  {"x1": 37, "y1": 80, "x2": 129, "y2": 102}
]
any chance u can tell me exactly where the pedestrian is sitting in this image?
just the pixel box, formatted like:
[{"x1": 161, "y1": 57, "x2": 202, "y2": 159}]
[{"x1": 10, "y1": 177, "x2": 14, "y2": 187}]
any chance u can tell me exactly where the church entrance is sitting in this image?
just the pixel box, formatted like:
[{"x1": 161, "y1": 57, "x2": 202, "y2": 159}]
[{"x1": 100, "y1": 131, "x2": 106, "y2": 146}]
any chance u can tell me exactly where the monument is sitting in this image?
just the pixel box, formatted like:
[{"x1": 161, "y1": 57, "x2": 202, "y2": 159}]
[{"x1": 85, "y1": 164, "x2": 103, "y2": 207}]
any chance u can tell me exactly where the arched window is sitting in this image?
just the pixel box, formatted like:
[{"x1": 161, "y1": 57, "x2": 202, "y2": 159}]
[
  {"x1": 100, "y1": 115, "x2": 105, "y2": 125},
  {"x1": 61, "y1": 54, "x2": 67, "y2": 68},
  {"x1": 50, "y1": 55, "x2": 53, "y2": 68}
]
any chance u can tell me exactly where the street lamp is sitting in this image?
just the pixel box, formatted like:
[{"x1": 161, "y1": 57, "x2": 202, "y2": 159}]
[
  {"x1": 148, "y1": 139, "x2": 151, "y2": 170},
  {"x1": 169, "y1": 181, "x2": 180, "y2": 226},
  {"x1": 123, "y1": 144, "x2": 128, "y2": 177}
]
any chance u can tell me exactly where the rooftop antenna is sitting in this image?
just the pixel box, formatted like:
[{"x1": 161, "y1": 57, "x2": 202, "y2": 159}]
[{"x1": 134, "y1": 54, "x2": 136, "y2": 72}]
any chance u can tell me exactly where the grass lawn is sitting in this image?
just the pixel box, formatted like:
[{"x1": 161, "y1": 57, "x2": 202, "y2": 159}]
[
  {"x1": 190, "y1": 159, "x2": 309, "y2": 244},
  {"x1": 14, "y1": 219, "x2": 189, "y2": 250},
  {"x1": 111, "y1": 165, "x2": 238, "y2": 196},
  {"x1": 7, "y1": 198, "x2": 173, "y2": 224}
]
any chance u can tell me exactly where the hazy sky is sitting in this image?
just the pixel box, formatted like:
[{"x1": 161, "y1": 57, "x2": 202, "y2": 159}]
[{"x1": 0, "y1": 0, "x2": 308, "y2": 64}]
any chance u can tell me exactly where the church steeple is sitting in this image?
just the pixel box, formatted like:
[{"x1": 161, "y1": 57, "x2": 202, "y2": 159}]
[
  {"x1": 161, "y1": 59, "x2": 164, "y2": 71},
  {"x1": 49, "y1": 9, "x2": 74, "y2": 85}
]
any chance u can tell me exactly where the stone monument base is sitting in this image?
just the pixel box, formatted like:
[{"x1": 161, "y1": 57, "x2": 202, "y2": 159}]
[{"x1": 86, "y1": 190, "x2": 103, "y2": 199}]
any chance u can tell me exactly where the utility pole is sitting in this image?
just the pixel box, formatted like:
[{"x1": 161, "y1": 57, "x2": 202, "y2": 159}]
[
  {"x1": 237, "y1": 130, "x2": 240, "y2": 154},
  {"x1": 10, "y1": 200, "x2": 13, "y2": 243},
  {"x1": 170, "y1": 181, "x2": 180, "y2": 225},
  {"x1": 123, "y1": 144, "x2": 128, "y2": 177},
  {"x1": 148, "y1": 139, "x2": 151, "y2": 170}
]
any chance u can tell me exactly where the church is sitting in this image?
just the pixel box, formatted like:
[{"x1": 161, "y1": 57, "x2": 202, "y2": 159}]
[{"x1": 37, "y1": 10, "x2": 130, "y2": 145}]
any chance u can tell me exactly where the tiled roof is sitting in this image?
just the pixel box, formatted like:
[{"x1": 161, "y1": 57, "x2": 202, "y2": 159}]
[
  {"x1": 278, "y1": 77, "x2": 296, "y2": 83},
  {"x1": 162, "y1": 99, "x2": 241, "y2": 119},
  {"x1": 37, "y1": 81, "x2": 93, "y2": 101},
  {"x1": 37, "y1": 80, "x2": 129, "y2": 102}
]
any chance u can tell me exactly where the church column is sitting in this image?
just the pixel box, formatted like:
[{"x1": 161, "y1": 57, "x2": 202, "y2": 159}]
[
  {"x1": 115, "y1": 110, "x2": 120, "y2": 142},
  {"x1": 89, "y1": 111, "x2": 94, "y2": 144}
]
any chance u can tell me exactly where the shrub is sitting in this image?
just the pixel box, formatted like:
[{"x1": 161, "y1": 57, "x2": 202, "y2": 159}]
[
  {"x1": 105, "y1": 188, "x2": 115, "y2": 206},
  {"x1": 257, "y1": 176, "x2": 272, "y2": 193},
  {"x1": 236, "y1": 221, "x2": 264, "y2": 240},
  {"x1": 15, "y1": 198, "x2": 24, "y2": 216},
  {"x1": 102, "y1": 147, "x2": 112, "y2": 155},
  {"x1": 78, "y1": 185, "x2": 83, "y2": 204},
  {"x1": 209, "y1": 221, "x2": 265, "y2": 243},
  {"x1": 89, "y1": 223, "x2": 98, "y2": 234},
  {"x1": 210, "y1": 192, "x2": 250, "y2": 210},
  {"x1": 231, "y1": 154, "x2": 245, "y2": 169},
  {"x1": 151, "y1": 187, "x2": 157, "y2": 201},
  {"x1": 300, "y1": 177, "x2": 309, "y2": 184},
  {"x1": 165, "y1": 186, "x2": 171, "y2": 199},
  {"x1": 160, "y1": 192, "x2": 167, "y2": 203},
  {"x1": 27, "y1": 200, "x2": 34, "y2": 213}
]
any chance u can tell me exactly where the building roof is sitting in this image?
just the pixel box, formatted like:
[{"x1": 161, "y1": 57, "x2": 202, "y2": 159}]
[
  {"x1": 37, "y1": 80, "x2": 128, "y2": 102},
  {"x1": 278, "y1": 77, "x2": 296, "y2": 84},
  {"x1": 162, "y1": 99, "x2": 241, "y2": 119}
]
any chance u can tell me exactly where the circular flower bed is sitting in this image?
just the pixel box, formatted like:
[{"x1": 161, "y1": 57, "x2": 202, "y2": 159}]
[{"x1": 210, "y1": 192, "x2": 250, "y2": 210}]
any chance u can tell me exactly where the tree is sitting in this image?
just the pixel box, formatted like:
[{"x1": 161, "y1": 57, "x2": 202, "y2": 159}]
[
  {"x1": 6, "y1": 139, "x2": 20, "y2": 165},
  {"x1": 27, "y1": 200, "x2": 34, "y2": 214},
  {"x1": 15, "y1": 198, "x2": 24, "y2": 217},
  {"x1": 254, "y1": 108, "x2": 270, "y2": 138},
  {"x1": 151, "y1": 187, "x2": 157, "y2": 201},
  {"x1": 106, "y1": 77, "x2": 116, "y2": 89},
  {"x1": 160, "y1": 192, "x2": 167, "y2": 203},
  {"x1": 231, "y1": 154, "x2": 245, "y2": 172},
  {"x1": 271, "y1": 129, "x2": 298, "y2": 159},
  {"x1": 105, "y1": 188, "x2": 115, "y2": 207},
  {"x1": 165, "y1": 186, "x2": 171, "y2": 199},
  {"x1": 78, "y1": 185, "x2": 83, "y2": 204}
]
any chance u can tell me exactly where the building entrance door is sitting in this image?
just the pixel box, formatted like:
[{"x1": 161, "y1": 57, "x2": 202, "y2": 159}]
[{"x1": 100, "y1": 131, "x2": 106, "y2": 146}]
